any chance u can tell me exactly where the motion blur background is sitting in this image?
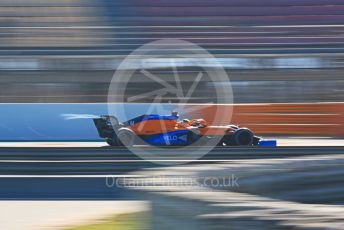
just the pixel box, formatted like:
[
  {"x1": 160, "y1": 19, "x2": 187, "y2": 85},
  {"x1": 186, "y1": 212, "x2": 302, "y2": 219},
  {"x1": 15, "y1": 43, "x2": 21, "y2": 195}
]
[
  {"x1": 0, "y1": 0, "x2": 343, "y2": 139},
  {"x1": 0, "y1": 2, "x2": 343, "y2": 230}
]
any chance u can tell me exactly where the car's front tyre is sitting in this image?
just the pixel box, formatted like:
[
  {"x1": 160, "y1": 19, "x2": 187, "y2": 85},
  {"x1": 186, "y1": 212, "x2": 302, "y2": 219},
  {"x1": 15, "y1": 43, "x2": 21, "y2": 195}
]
[
  {"x1": 233, "y1": 128, "x2": 254, "y2": 146},
  {"x1": 222, "y1": 128, "x2": 255, "y2": 146}
]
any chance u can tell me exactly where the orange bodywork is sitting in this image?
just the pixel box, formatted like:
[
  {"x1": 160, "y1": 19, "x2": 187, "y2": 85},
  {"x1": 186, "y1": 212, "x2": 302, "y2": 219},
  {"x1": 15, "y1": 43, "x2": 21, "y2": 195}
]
[
  {"x1": 129, "y1": 118, "x2": 232, "y2": 136},
  {"x1": 129, "y1": 119, "x2": 176, "y2": 135}
]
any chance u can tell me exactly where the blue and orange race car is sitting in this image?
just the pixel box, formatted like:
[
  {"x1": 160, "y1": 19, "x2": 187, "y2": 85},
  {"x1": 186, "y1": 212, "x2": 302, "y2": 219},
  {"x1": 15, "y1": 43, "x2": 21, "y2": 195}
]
[{"x1": 93, "y1": 112, "x2": 276, "y2": 147}]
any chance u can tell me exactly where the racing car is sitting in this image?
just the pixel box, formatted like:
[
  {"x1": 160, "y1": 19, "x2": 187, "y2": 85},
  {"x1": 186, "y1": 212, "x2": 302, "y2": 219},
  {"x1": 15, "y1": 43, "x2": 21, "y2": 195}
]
[{"x1": 93, "y1": 112, "x2": 276, "y2": 147}]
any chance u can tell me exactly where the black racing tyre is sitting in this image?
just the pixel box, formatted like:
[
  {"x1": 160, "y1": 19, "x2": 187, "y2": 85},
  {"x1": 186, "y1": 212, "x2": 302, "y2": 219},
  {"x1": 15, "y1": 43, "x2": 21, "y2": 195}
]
[
  {"x1": 233, "y1": 128, "x2": 254, "y2": 146},
  {"x1": 217, "y1": 138, "x2": 226, "y2": 146},
  {"x1": 117, "y1": 127, "x2": 136, "y2": 147}
]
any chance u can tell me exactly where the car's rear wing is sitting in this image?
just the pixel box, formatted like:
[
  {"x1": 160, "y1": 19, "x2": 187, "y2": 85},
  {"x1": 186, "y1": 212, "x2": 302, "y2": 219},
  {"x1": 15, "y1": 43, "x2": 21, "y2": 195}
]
[{"x1": 93, "y1": 115, "x2": 120, "y2": 138}]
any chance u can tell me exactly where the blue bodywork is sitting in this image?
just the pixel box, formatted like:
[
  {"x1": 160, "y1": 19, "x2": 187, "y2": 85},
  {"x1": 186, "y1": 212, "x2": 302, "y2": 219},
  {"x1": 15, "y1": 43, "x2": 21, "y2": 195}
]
[
  {"x1": 123, "y1": 114, "x2": 178, "y2": 126},
  {"x1": 141, "y1": 129, "x2": 191, "y2": 146},
  {"x1": 258, "y1": 139, "x2": 277, "y2": 147},
  {"x1": 123, "y1": 114, "x2": 188, "y2": 146}
]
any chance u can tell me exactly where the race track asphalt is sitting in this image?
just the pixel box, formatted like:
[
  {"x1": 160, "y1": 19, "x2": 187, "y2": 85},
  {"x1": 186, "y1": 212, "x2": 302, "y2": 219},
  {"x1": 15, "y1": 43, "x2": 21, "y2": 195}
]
[{"x1": 0, "y1": 144, "x2": 342, "y2": 199}]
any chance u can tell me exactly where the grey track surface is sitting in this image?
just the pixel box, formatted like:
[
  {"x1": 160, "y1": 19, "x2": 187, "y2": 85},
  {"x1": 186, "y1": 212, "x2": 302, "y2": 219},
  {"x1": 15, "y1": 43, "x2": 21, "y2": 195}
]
[
  {"x1": 0, "y1": 146, "x2": 342, "y2": 200},
  {"x1": 0, "y1": 146, "x2": 343, "y2": 175}
]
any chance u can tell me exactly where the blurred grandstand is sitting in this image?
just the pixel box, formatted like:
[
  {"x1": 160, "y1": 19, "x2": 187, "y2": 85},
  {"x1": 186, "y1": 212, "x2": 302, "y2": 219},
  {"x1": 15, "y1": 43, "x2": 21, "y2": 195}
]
[{"x1": 0, "y1": 0, "x2": 343, "y2": 136}]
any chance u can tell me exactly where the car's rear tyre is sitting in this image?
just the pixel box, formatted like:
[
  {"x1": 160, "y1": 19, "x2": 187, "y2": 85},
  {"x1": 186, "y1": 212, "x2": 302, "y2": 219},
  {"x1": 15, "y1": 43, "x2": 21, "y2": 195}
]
[
  {"x1": 233, "y1": 128, "x2": 254, "y2": 146},
  {"x1": 117, "y1": 128, "x2": 136, "y2": 147}
]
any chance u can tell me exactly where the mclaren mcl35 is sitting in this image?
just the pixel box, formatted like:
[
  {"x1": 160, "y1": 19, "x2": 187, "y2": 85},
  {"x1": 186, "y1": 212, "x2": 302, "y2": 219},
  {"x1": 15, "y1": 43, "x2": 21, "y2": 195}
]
[{"x1": 93, "y1": 112, "x2": 276, "y2": 147}]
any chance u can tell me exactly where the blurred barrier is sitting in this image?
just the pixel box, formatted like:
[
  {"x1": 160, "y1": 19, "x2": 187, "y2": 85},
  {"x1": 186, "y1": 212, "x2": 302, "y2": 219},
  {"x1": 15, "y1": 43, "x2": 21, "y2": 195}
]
[
  {"x1": 130, "y1": 155, "x2": 344, "y2": 229},
  {"x1": 190, "y1": 103, "x2": 344, "y2": 137}
]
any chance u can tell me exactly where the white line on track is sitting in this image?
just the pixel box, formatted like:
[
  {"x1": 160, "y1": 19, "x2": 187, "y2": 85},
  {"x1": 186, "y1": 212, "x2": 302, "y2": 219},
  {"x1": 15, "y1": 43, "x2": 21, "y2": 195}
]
[
  {"x1": 0, "y1": 160, "x2": 243, "y2": 163},
  {"x1": 0, "y1": 175, "x2": 143, "y2": 178}
]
